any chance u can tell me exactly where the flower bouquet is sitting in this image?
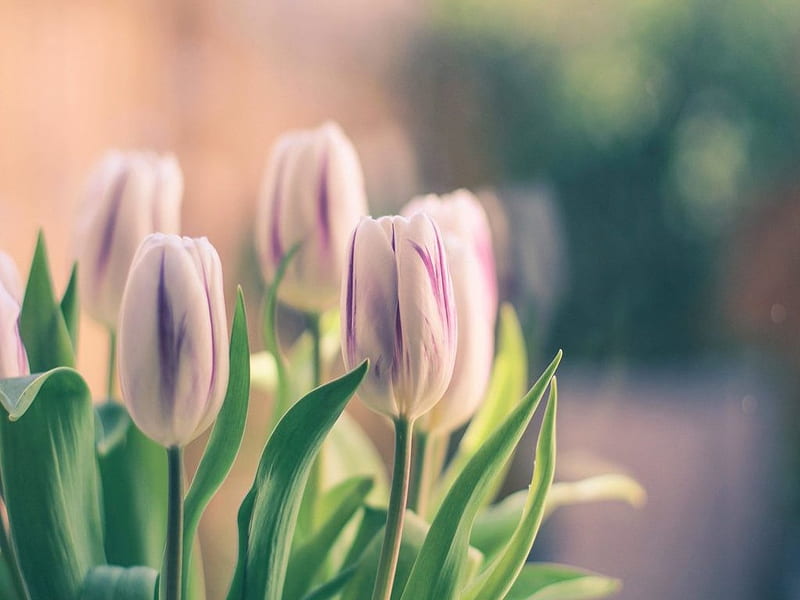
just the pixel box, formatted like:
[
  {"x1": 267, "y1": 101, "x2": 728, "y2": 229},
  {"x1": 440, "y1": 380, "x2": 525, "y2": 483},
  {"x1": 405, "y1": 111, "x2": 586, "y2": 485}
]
[{"x1": 0, "y1": 123, "x2": 643, "y2": 600}]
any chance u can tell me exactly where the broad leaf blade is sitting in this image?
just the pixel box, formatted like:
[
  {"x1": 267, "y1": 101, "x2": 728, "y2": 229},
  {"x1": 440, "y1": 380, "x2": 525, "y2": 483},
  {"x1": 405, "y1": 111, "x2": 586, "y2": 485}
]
[
  {"x1": 80, "y1": 565, "x2": 159, "y2": 600},
  {"x1": 399, "y1": 352, "x2": 561, "y2": 600},
  {"x1": 233, "y1": 360, "x2": 368, "y2": 600},
  {"x1": 96, "y1": 402, "x2": 167, "y2": 569},
  {"x1": 19, "y1": 231, "x2": 75, "y2": 370},
  {"x1": 505, "y1": 563, "x2": 620, "y2": 600},
  {"x1": 436, "y1": 304, "x2": 528, "y2": 509},
  {"x1": 183, "y1": 289, "x2": 250, "y2": 593},
  {"x1": 463, "y1": 379, "x2": 558, "y2": 600},
  {"x1": 283, "y1": 476, "x2": 373, "y2": 599},
  {"x1": 0, "y1": 368, "x2": 105, "y2": 600}
]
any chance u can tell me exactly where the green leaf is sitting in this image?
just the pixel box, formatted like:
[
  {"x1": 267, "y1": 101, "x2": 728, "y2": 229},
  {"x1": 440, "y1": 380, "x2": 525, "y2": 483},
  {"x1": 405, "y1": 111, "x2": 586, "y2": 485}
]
[
  {"x1": 228, "y1": 360, "x2": 368, "y2": 600},
  {"x1": 183, "y1": 288, "x2": 250, "y2": 594},
  {"x1": 61, "y1": 262, "x2": 80, "y2": 353},
  {"x1": 340, "y1": 511, "x2": 484, "y2": 600},
  {"x1": 544, "y1": 473, "x2": 647, "y2": 519},
  {"x1": 470, "y1": 472, "x2": 645, "y2": 562},
  {"x1": 301, "y1": 506, "x2": 387, "y2": 600},
  {"x1": 80, "y1": 565, "x2": 158, "y2": 600},
  {"x1": 19, "y1": 231, "x2": 76, "y2": 370},
  {"x1": 0, "y1": 368, "x2": 105, "y2": 600},
  {"x1": 283, "y1": 477, "x2": 373, "y2": 599},
  {"x1": 95, "y1": 402, "x2": 167, "y2": 569},
  {"x1": 462, "y1": 379, "x2": 558, "y2": 600},
  {"x1": 436, "y1": 304, "x2": 528, "y2": 510},
  {"x1": 399, "y1": 351, "x2": 561, "y2": 600},
  {"x1": 504, "y1": 563, "x2": 620, "y2": 600}
]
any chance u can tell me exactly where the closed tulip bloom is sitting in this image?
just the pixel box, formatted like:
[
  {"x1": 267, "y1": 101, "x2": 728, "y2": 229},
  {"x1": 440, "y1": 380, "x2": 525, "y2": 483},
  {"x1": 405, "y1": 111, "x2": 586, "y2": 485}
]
[
  {"x1": 0, "y1": 256, "x2": 28, "y2": 379},
  {"x1": 118, "y1": 234, "x2": 228, "y2": 447},
  {"x1": 402, "y1": 190, "x2": 497, "y2": 433},
  {"x1": 257, "y1": 122, "x2": 367, "y2": 312},
  {"x1": 341, "y1": 214, "x2": 457, "y2": 421},
  {"x1": 75, "y1": 151, "x2": 183, "y2": 329}
]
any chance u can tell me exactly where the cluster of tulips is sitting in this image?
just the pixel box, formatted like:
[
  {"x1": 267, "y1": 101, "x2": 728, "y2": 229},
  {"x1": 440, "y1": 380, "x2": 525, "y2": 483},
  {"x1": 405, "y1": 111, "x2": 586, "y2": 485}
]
[{"x1": 0, "y1": 123, "x2": 642, "y2": 600}]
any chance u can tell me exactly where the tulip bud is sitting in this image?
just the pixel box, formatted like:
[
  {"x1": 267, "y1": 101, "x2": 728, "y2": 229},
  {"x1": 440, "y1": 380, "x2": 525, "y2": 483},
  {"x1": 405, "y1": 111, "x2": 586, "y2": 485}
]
[
  {"x1": 75, "y1": 151, "x2": 183, "y2": 329},
  {"x1": 0, "y1": 254, "x2": 28, "y2": 379},
  {"x1": 341, "y1": 214, "x2": 457, "y2": 421},
  {"x1": 118, "y1": 234, "x2": 229, "y2": 447},
  {"x1": 402, "y1": 190, "x2": 497, "y2": 433},
  {"x1": 256, "y1": 122, "x2": 368, "y2": 312}
]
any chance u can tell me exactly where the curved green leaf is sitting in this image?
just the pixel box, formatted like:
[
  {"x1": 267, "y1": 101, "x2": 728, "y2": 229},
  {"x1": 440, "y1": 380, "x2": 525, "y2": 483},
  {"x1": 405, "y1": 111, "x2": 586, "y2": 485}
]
[
  {"x1": 183, "y1": 288, "x2": 250, "y2": 594},
  {"x1": 399, "y1": 351, "x2": 561, "y2": 600},
  {"x1": 283, "y1": 476, "x2": 373, "y2": 599},
  {"x1": 19, "y1": 231, "x2": 75, "y2": 370},
  {"x1": 80, "y1": 565, "x2": 158, "y2": 600},
  {"x1": 228, "y1": 360, "x2": 368, "y2": 600},
  {"x1": 60, "y1": 262, "x2": 80, "y2": 352},
  {"x1": 340, "y1": 510, "x2": 483, "y2": 600},
  {"x1": 544, "y1": 473, "x2": 646, "y2": 519},
  {"x1": 505, "y1": 563, "x2": 620, "y2": 600},
  {"x1": 0, "y1": 368, "x2": 105, "y2": 600},
  {"x1": 435, "y1": 304, "x2": 528, "y2": 510},
  {"x1": 96, "y1": 402, "x2": 167, "y2": 569},
  {"x1": 462, "y1": 379, "x2": 558, "y2": 599}
]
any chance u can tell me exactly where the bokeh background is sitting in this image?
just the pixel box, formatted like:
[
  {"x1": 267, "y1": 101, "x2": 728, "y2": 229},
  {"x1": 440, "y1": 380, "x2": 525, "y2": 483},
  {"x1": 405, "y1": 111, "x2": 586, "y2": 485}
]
[{"x1": 2, "y1": 0, "x2": 800, "y2": 598}]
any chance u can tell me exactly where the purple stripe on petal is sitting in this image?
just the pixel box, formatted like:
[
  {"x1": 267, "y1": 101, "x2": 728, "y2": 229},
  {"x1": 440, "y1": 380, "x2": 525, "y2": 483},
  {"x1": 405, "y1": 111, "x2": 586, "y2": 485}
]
[
  {"x1": 316, "y1": 148, "x2": 331, "y2": 248},
  {"x1": 157, "y1": 252, "x2": 188, "y2": 411},
  {"x1": 408, "y1": 239, "x2": 440, "y2": 305},
  {"x1": 433, "y1": 231, "x2": 455, "y2": 332},
  {"x1": 95, "y1": 170, "x2": 128, "y2": 281}
]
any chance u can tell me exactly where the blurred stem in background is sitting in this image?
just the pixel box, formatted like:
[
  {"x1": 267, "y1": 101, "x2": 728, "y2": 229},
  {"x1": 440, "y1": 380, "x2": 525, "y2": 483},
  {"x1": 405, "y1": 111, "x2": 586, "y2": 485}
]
[
  {"x1": 107, "y1": 329, "x2": 116, "y2": 401},
  {"x1": 409, "y1": 431, "x2": 447, "y2": 519}
]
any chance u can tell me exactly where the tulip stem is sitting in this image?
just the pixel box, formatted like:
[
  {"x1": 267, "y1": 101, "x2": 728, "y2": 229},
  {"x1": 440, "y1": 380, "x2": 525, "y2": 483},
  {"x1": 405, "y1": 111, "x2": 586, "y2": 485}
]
[
  {"x1": 163, "y1": 446, "x2": 184, "y2": 600},
  {"x1": 372, "y1": 418, "x2": 413, "y2": 600},
  {"x1": 409, "y1": 431, "x2": 446, "y2": 519},
  {"x1": 106, "y1": 329, "x2": 117, "y2": 401}
]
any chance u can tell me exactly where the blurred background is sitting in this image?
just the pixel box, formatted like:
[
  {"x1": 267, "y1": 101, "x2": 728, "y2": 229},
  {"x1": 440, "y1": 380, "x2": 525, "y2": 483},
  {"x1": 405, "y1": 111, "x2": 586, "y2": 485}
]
[{"x1": 2, "y1": 0, "x2": 800, "y2": 597}]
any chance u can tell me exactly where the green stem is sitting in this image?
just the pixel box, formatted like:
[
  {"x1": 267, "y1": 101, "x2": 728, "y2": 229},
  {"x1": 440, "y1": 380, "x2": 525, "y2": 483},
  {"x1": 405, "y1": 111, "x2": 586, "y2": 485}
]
[
  {"x1": 0, "y1": 511, "x2": 27, "y2": 600},
  {"x1": 106, "y1": 329, "x2": 117, "y2": 401},
  {"x1": 263, "y1": 298, "x2": 290, "y2": 434},
  {"x1": 372, "y1": 418, "x2": 413, "y2": 600},
  {"x1": 408, "y1": 430, "x2": 428, "y2": 514},
  {"x1": 299, "y1": 312, "x2": 324, "y2": 534},
  {"x1": 409, "y1": 431, "x2": 446, "y2": 519},
  {"x1": 162, "y1": 447, "x2": 184, "y2": 600}
]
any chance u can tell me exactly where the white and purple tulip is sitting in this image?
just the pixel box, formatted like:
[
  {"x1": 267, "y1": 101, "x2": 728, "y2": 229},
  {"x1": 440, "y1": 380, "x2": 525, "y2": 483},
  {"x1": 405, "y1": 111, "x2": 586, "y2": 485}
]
[
  {"x1": 341, "y1": 214, "x2": 457, "y2": 421},
  {"x1": 117, "y1": 234, "x2": 229, "y2": 447},
  {"x1": 256, "y1": 122, "x2": 368, "y2": 313},
  {"x1": 75, "y1": 151, "x2": 183, "y2": 329},
  {"x1": 402, "y1": 190, "x2": 498, "y2": 433},
  {"x1": 0, "y1": 254, "x2": 28, "y2": 379}
]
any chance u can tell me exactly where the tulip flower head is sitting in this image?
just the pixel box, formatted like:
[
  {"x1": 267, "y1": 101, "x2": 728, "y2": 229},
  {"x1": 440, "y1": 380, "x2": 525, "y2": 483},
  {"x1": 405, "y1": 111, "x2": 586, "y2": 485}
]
[
  {"x1": 341, "y1": 214, "x2": 457, "y2": 421},
  {"x1": 402, "y1": 190, "x2": 498, "y2": 433},
  {"x1": 257, "y1": 122, "x2": 368, "y2": 313},
  {"x1": 0, "y1": 253, "x2": 28, "y2": 379},
  {"x1": 75, "y1": 151, "x2": 183, "y2": 329},
  {"x1": 118, "y1": 234, "x2": 228, "y2": 447}
]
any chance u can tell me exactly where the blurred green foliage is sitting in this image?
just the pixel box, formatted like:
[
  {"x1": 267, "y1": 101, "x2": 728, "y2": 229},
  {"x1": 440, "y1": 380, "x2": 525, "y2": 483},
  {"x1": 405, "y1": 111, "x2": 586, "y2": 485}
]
[{"x1": 403, "y1": 0, "x2": 800, "y2": 360}]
